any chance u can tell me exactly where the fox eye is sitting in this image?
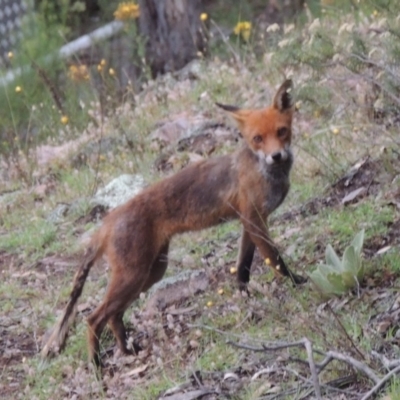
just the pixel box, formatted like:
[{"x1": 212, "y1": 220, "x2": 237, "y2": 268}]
[
  {"x1": 277, "y1": 127, "x2": 289, "y2": 138},
  {"x1": 253, "y1": 135, "x2": 262, "y2": 143}
]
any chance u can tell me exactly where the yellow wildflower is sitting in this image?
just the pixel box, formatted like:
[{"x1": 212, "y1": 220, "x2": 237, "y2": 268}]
[
  {"x1": 265, "y1": 258, "x2": 271, "y2": 265},
  {"x1": 109, "y1": 68, "x2": 116, "y2": 76},
  {"x1": 230, "y1": 267, "x2": 237, "y2": 275},
  {"x1": 61, "y1": 115, "x2": 69, "y2": 125},
  {"x1": 200, "y1": 13, "x2": 208, "y2": 22},
  {"x1": 68, "y1": 64, "x2": 90, "y2": 82},
  {"x1": 206, "y1": 301, "x2": 213, "y2": 307},
  {"x1": 332, "y1": 127, "x2": 339, "y2": 135},
  {"x1": 234, "y1": 21, "x2": 252, "y2": 42},
  {"x1": 114, "y1": 2, "x2": 140, "y2": 20},
  {"x1": 15, "y1": 86, "x2": 22, "y2": 93},
  {"x1": 7, "y1": 51, "x2": 13, "y2": 59},
  {"x1": 97, "y1": 60, "x2": 107, "y2": 72},
  {"x1": 218, "y1": 288, "x2": 224, "y2": 295}
]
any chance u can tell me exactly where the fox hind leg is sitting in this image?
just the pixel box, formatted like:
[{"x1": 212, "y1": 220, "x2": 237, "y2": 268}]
[
  {"x1": 108, "y1": 241, "x2": 170, "y2": 356},
  {"x1": 142, "y1": 241, "x2": 169, "y2": 292},
  {"x1": 87, "y1": 258, "x2": 151, "y2": 366}
]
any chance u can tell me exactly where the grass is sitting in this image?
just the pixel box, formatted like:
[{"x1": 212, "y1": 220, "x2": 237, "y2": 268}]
[{"x1": 1, "y1": 217, "x2": 57, "y2": 257}]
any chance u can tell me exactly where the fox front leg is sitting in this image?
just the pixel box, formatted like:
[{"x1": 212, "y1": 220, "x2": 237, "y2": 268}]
[
  {"x1": 236, "y1": 229, "x2": 255, "y2": 291},
  {"x1": 240, "y1": 218, "x2": 307, "y2": 286}
]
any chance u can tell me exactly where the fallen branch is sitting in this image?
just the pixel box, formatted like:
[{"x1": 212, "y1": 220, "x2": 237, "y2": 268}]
[
  {"x1": 361, "y1": 364, "x2": 400, "y2": 400},
  {"x1": 229, "y1": 338, "x2": 322, "y2": 398},
  {"x1": 371, "y1": 351, "x2": 400, "y2": 370},
  {"x1": 227, "y1": 337, "x2": 399, "y2": 398},
  {"x1": 324, "y1": 351, "x2": 380, "y2": 384},
  {"x1": 304, "y1": 338, "x2": 322, "y2": 399}
]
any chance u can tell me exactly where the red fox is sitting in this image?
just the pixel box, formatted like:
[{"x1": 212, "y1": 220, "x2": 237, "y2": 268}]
[{"x1": 41, "y1": 79, "x2": 306, "y2": 367}]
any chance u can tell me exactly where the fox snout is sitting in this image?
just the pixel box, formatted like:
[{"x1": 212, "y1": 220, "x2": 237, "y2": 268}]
[{"x1": 266, "y1": 149, "x2": 289, "y2": 165}]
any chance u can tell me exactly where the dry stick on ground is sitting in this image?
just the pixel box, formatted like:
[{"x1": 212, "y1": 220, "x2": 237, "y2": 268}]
[
  {"x1": 303, "y1": 338, "x2": 321, "y2": 399},
  {"x1": 361, "y1": 364, "x2": 400, "y2": 400},
  {"x1": 228, "y1": 338, "x2": 322, "y2": 399},
  {"x1": 192, "y1": 325, "x2": 399, "y2": 397},
  {"x1": 371, "y1": 350, "x2": 400, "y2": 369},
  {"x1": 281, "y1": 368, "x2": 358, "y2": 400},
  {"x1": 227, "y1": 338, "x2": 400, "y2": 398},
  {"x1": 319, "y1": 351, "x2": 379, "y2": 384}
]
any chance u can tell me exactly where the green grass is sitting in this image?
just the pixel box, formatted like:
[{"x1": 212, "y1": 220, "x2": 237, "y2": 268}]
[{"x1": 1, "y1": 217, "x2": 57, "y2": 256}]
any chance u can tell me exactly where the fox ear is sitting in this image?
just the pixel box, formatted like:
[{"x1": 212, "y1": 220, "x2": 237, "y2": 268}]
[
  {"x1": 216, "y1": 103, "x2": 250, "y2": 126},
  {"x1": 215, "y1": 103, "x2": 240, "y2": 113},
  {"x1": 273, "y1": 79, "x2": 294, "y2": 112}
]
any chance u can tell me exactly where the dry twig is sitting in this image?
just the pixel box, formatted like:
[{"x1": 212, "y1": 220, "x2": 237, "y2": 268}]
[
  {"x1": 227, "y1": 336, "x2": 399, "y2": 399},
  {"x1": 361, "y1": 364, "x2": 400, "y2": 400}
]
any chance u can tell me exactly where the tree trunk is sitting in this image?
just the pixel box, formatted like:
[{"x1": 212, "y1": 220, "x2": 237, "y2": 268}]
[{"x1": 138, "y1": 0, "x2": 207, "y2": 76}]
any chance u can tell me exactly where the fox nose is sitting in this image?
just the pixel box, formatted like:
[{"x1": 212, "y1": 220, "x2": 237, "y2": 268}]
[{"x1": 271, "y1": 152, "x2": 282, "y2": 162}]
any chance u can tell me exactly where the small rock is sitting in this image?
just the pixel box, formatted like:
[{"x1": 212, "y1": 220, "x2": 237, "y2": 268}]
[{"x1": 91, "y1": 174, "x2": 146, "y2": 209}]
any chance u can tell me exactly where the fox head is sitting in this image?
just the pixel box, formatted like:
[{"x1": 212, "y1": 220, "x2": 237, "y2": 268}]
[{"x1": 217, "y1": 80, "x2": 294, "y2": 166}]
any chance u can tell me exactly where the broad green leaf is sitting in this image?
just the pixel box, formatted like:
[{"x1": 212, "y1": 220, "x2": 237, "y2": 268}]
[
  {"x1": 309, "y1": 267, "x2": 338, "y2": 296},
  {"x1": 342, "y1": 245, "x2": 359, "y2": 275},
  {"x1": 351, "y1": 229, "x2": 365, "y2": 256},
  {"x1": 356, "y1": 263, "x2": 365, "y2": 282},
  {"x1": 311, "y1": 230, "x2": 365, "y2": 298},
  {"x1": 326, "y1": 272, "x2": 347, "y2": 294},
  {"x1": 325, "y1": 244, "x2": 342, "y2": 270},
  {"x1": 340, "y1": 270, "x2": 357, "y2": 289},
  {"x1": 322, "y1": 263, "x2": 344, "y2": 278}
]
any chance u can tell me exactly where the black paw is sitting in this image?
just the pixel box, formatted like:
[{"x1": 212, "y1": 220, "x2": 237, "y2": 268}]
[{"x1": 237, "y1": 281, "x2": 250, "y2": 296}]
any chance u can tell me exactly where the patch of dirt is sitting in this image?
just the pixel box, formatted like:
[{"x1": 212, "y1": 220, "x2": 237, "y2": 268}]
[
  {"x1": 0, "y1": 329, "x2": 36, "y2": 368},
  {"x1": 331, "y1": 159, "x2": 381, "y2": 194},
  {"x1": 364, "y1": 218, "x2": 400, "y2": 257},
  {"x1": 366, "y1": 290, "x2": 400, "y2": 345},
  {"x1": 33, "y1": 254, "x2": 80, "y2": 277},
  {"x1": 279, "y1": 158, "x2": 385, "y2": 222}
]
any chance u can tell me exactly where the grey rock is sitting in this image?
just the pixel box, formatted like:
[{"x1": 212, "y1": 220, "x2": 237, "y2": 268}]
[{"x1": 91, "y1": 174, "x2": 146, "y2": 209}]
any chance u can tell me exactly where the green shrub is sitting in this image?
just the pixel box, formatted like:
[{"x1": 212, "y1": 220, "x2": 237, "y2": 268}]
[{"x1": 309, "y1": 230, "x2": 365, "y2": 298}]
